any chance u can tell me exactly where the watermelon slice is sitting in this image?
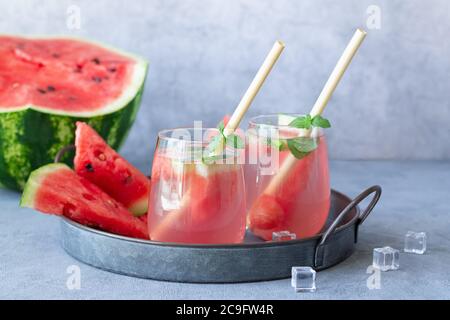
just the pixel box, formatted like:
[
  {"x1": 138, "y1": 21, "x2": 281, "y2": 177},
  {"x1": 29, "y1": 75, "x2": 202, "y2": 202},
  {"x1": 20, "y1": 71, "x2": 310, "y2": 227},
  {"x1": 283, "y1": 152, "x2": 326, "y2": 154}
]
[
  {"x1": 20, "y1": 163, "x2": 148, "y2": 239},
  {"x1": 74, "y1": 122, "x2": 150, "y2": 216},
  {"x1": 248, "y1": 194, "x2": 285, "y2": 231},
  {"x1": 0, "y1": 35, "x2": 147, "y2": 190}
]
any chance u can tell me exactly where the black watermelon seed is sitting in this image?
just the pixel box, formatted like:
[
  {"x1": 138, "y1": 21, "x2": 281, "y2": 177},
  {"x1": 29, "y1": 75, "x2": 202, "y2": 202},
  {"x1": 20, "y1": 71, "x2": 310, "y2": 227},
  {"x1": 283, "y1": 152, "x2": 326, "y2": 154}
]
[
  {"x1": 91, "y1": 58, "x2": 101, "y2": 65},
  {"x1": 37, "y1": 88, "x2": 46, "y2": 94},
  {"x1": 47, "y1": 85, "x2": 55, "y2": 92},
  {"x1": 92, "y1": 76, "x2": 102, "y2": 83},
  {"x1": 52, "y1": 53, "x2": 60, "y2": 58},
  {"x1": 85, "y1": 163, "x2": 94, "y2": 172},
  {"x1": 108, "y1": 67, "x2": 117, "y2": 73},
  {"x1": 124, "y1": 176, "x2": 133, "y2": 185}
]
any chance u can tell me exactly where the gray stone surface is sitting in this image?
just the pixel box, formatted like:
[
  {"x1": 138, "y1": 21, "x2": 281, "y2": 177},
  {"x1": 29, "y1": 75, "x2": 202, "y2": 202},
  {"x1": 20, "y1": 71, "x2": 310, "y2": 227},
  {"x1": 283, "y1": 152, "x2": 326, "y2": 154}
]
[
  {"x1": 0, "y1": 0, "x2": 449, "y2": 164},
  {"x1": 1, "y1": 161, "x2": 449, "y2": 299}
]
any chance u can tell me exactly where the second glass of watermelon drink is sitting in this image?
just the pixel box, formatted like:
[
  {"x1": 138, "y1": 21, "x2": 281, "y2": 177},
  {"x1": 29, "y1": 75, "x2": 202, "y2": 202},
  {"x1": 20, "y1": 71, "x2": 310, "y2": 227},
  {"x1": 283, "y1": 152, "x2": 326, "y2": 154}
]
[
  {"x1": 148, "y1": 128, "x2": 247, "y2": 244},
  {"x1": 245, "y1": 114, "x2": 330, "y2": 240}
]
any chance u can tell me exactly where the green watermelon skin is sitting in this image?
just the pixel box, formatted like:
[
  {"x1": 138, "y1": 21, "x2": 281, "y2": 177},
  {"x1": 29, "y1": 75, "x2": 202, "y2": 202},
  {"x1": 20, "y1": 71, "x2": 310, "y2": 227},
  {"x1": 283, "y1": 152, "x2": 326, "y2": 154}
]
[{"x1": 0, "y1": 85, "x2": 144, "y2": 191}]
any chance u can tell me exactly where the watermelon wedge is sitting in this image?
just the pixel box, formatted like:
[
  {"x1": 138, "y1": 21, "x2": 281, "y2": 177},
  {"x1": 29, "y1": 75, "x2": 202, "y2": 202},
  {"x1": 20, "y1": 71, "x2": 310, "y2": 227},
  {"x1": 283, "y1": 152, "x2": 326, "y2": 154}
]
[
  {"x1": 20, "y1": 163, "x2": 148, "y2": 239},
  {"x1": 0, "y1": 35, "x2": 148, "y2": 190},
  {"x1": 74, "y1": 122, "x2": 150, "y2": 216},
  {"x1": 248, "y1": 194, "x2": 286, "y2": 231}
]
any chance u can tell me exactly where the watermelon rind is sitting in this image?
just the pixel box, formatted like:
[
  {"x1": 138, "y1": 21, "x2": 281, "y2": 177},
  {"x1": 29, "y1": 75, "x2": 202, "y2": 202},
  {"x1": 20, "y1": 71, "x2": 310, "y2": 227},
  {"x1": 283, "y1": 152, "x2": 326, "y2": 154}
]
[
  {"x1": 20, "y1": 163, "x2": 68, "y2": 208},
  {"x1": 0, "y1": 88, "x2": 144, "y2": 190},
  {"x1": 0, "y1": 36, "x2": 148, "y2": 191},
  {"x1": 128, "y1": 197, "x2": 149, "y2": 216}
]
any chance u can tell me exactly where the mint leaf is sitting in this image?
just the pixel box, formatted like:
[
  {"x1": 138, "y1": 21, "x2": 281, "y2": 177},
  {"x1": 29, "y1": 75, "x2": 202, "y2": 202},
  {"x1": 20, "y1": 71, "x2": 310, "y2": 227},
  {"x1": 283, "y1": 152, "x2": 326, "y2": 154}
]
[
  {"x1": 203, "y1": 135, "x2": 225, "y2": 164},
  {"x1": 287, "y1": 140, "x2": 309, "y2": 159},
  {"x1": 289, "y1": 114, "x2": 331, "y2": 129},
  {"x1": 206, "y1": 134, "x2": 224, "y2": 154},
  {"x1": 226, "y1": 134, "x2": 244, "y2": 149},
  {"x1": 217, "y1": 120, "x2": 225, "y2": 134},
  {"x1": 291, "y1": 137, "x2": 318, "y2": 153},
  {"x1": 202, "y1": 154, "x2": 224, "y2": 165},
  {"x1": 289, "y1": 115, "x2": 312, "y2": 129},
  {"x1": 267, "y1": 138, "x2": 287, "y2": 151},
  {"x1": 311, "y1": 115, "x2": 331, "y2": 128},
  {"x1": 287, "y1": 137, "x2": 318, "y2": 159}
]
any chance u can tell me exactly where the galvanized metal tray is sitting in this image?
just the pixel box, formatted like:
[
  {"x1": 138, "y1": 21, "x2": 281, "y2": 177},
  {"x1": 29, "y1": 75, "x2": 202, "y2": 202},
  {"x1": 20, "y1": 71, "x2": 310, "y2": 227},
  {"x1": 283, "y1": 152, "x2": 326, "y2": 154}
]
[{"x1": 60, "y1": 186, "x2": 381, "y2": 283}]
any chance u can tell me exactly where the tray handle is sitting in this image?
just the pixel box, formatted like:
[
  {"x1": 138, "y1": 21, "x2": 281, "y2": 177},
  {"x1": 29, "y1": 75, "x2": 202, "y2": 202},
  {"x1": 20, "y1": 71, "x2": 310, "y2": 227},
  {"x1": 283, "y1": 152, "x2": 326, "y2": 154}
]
[
  {"x1": 54, "y1": 144, "x2": 75, "y2": 163},
  {"x1": 314, "y1": 185, "x2": 382, "y2": 268}
]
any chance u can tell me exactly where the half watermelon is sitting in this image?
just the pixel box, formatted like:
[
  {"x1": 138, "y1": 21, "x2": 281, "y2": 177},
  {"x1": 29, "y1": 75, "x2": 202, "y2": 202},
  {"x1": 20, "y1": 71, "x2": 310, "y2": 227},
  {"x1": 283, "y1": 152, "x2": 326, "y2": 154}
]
[
  {"x1": 0, "y1": 35, "x2": 148, "y2": 190},
  {"x1": 74, "y1": 122, "x2": 150, "y2": 216},
  {"x1": 20, "y1": 163, "x2": 148, "y2": 239}
]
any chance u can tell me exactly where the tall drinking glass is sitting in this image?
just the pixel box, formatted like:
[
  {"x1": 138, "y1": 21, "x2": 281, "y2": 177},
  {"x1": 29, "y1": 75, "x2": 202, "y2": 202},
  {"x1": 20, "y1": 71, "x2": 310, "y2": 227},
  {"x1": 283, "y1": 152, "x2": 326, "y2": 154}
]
[
  {"x1": 148, "y1": 128, "x2": 246, "y2": 244},
  {"x1": 244, "y1": 114, "x2": 330, "y2": 240}
]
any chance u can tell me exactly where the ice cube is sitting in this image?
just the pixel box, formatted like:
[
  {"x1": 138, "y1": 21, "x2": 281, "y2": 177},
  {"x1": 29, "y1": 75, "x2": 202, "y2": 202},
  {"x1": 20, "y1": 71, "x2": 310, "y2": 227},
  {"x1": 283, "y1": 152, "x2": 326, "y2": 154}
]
[
  {"x1": 160, "y1": 178, "x2": 183, "y2": 211},
  {"x1": 272, "y1": 231, "x2": 296, "y2": 241},
  {"x1": 404, "y1": 231, "x2": 427, "y2": 254},
  {"x1": 291, "y1": 267, "x2": 316, "y2": 292},
  {"x1": 373, "y1": 246, "x2": 399, "y2": 271}
]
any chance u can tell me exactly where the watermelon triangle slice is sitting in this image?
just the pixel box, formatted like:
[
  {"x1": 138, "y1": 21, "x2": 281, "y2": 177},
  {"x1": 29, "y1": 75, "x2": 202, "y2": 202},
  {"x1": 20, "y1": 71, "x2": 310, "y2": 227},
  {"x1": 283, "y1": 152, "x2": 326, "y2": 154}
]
[
  {"x1": 20, "y1": 163, "x2": 148, "y2": 239},
  {"x1": 74, "y1": 122, "x2": 150, "y2": 216}
]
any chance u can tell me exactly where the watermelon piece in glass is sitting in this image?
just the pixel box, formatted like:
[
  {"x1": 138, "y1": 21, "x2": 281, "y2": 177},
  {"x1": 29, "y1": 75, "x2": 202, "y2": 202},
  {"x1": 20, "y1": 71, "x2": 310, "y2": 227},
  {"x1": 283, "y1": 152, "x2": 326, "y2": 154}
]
[
  {"x1": 245, "y1": 114, "x2": 331, "y2": 240},
  {"x1": 148, "y1": 127, "x2": 246, "y2": 244}
]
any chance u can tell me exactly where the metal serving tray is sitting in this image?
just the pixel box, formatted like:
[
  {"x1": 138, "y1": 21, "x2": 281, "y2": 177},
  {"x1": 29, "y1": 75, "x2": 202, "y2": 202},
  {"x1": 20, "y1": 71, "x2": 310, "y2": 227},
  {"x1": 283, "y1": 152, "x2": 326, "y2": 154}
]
[{"x1": 60, "y1": 186, "x2": 381, "y2": 283}]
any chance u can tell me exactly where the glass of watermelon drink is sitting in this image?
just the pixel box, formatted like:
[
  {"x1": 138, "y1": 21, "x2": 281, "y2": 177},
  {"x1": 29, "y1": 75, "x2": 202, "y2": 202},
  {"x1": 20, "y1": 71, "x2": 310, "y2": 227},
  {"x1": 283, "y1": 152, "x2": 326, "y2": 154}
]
[
  {"x1": 245, "y1": 114, "x2": 330, "y2": 241},
  {"x1": 148, "y1": 128, "x2": 247, "y2": 244}
]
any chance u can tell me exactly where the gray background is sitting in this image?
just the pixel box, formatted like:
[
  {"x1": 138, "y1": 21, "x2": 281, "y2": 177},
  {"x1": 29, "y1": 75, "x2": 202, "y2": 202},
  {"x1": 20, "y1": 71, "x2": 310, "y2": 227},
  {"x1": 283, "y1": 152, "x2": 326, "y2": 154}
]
[{"x1": 1, "y1": 0, "x2": 449, "y2": 172}]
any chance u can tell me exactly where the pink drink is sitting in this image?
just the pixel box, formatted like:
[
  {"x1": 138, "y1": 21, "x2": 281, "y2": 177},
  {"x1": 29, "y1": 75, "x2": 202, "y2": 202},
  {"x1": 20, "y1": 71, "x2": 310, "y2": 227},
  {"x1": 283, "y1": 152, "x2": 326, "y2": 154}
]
[
  {"x1": 148, "y1": 128, "x2": 246, "y2": 244},
  {"x1": 244, "y1": 115, "x2": 330, "y2": 240}
]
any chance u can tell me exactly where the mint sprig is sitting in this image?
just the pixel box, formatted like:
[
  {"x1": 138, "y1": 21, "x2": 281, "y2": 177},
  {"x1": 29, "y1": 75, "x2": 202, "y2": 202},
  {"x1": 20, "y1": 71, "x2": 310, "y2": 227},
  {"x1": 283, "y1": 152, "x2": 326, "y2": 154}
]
[
  {"x1": 205, "y1": 134, "x2": 224, "y2": 154},
  {"x1": 216, "y1": 120, "x2": 244, "y2": 149},
  {"x1": 217, "y1": 120, "x2": 225, "y2": 133},
  {"x1": 289, "y1": 114, "x2": 331, "y2": 129},
  {"x1": 289, "y1": 114, "x2": 313, "y2": 129},
  {"x1": 285, "y1": 114, "x2": 331, "y2": 159},
  {"x1": 287, "y1": 137, "x2": 318, "y2": 159},
  {"x1": 202, "y1": 121, "x2": 244, "y2": 164},
  {"x1": 311, "y1": 115, "x2": 331, "y2": 128}
]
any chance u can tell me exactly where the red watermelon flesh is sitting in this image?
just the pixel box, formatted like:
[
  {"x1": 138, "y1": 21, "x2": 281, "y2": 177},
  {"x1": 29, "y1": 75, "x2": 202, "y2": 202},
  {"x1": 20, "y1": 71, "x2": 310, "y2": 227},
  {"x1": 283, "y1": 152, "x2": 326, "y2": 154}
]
[
  {"x1": 74, "y1": 122, "x2": 150, "y2": 216},
  {"x1": 149, "y1": 163, "x2": 246, "y2": 243},
  {"x1": 20, "y1": 163, "x2": 148, "y2": 239},
  {"x1": 247, "y1": 194, "x2": 285, "y2": 236},
  {"x1": 223, "y1": 114, "x2": 230, "y2": 127},
  {"x1": 0, "y1": 35, "x2": 142, "y2": 114},
  {"x1": 188, "y1": 164, "x2": 241, "y2": 224},
  {"x1": 248, "y1": 136, "x2": 330, "y2": 240}
]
